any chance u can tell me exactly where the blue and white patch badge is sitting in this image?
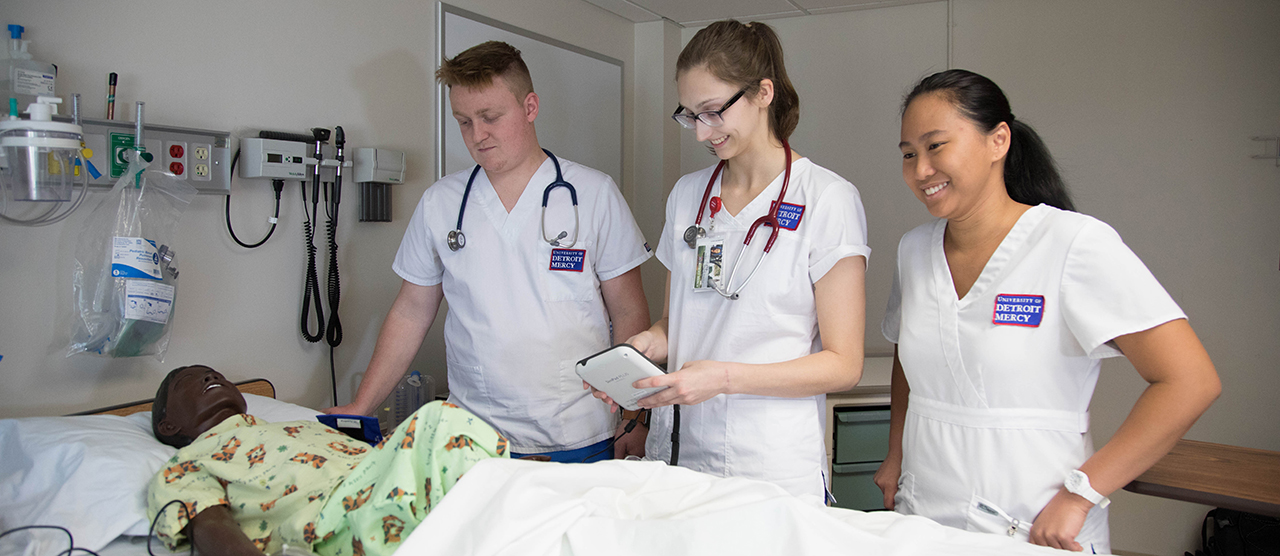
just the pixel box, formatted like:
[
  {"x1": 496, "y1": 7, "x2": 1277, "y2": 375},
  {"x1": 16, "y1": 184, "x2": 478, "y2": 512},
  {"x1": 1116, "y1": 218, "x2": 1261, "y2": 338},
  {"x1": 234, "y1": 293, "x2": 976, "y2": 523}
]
[
  {"x1": 549, "y1": 248, "x2": 586, "y2": 272},
  {"x1": 992, "y1": 294, "x2": 1045, "y2": 327},
  {"x1": 772, "y1": 202, "x2": 805, "y2": 230}
]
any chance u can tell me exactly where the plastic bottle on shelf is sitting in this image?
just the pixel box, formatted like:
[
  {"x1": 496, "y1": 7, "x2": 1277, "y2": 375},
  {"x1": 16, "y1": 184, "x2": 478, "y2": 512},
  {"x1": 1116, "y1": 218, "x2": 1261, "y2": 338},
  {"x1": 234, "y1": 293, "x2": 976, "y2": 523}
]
[
  {"x1": 378, "y1": 371, "x2": 435, "y2": 433},
  {"x1": 2, "y1": 25, "x2": 56, "y2": 110}
]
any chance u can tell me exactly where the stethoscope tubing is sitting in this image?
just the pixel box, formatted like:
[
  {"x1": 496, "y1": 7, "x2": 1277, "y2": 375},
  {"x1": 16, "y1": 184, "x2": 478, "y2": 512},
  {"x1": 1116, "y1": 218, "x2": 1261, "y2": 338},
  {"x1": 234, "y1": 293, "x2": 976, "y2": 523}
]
[
  {"x1": 692, "y1": 139, "x2": 794, "y2": 299},
  {"x1": 540, "y1": 151, "x2": 579, "y2": 248},
  {"x1": 448, "y1": 149, "x2": 578, "y2": 252}
]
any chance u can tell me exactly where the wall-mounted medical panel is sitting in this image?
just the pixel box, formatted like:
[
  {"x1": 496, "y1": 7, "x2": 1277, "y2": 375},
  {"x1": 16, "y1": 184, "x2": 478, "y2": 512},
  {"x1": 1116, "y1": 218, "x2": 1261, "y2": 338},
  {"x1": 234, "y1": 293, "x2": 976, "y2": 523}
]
[{"x1": 59, "y1": 116, "x2": 232, "y2": 195}]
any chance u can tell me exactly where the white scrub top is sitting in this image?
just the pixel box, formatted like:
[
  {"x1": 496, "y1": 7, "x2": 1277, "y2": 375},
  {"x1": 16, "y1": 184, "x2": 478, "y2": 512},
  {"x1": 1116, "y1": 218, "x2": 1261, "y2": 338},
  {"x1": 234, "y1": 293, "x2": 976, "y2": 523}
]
[
  {"x1": 882, "y1": 204, "x2": 1185, "y2": 552},
  {"x1": 394, "y1": 156, "x2": 652, "y2": 454},
  {"x1": 649, "y1": 158, "x2": 870, "y2": 502}
]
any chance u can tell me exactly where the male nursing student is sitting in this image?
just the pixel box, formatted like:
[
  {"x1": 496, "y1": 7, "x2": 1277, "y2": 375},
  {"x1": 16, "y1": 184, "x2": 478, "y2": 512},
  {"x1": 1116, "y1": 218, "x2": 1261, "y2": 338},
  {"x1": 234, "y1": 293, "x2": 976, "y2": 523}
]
[{"x1": 327, "y1": 41, "x2": 652, "y2": 462}]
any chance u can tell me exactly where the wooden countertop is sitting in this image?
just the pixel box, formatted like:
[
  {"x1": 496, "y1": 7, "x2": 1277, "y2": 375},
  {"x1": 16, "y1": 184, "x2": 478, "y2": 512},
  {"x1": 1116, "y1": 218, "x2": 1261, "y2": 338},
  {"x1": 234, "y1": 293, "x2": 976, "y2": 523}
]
[{"x1": 1123, "y1": 439, "x2": 1280, "y2": 518}]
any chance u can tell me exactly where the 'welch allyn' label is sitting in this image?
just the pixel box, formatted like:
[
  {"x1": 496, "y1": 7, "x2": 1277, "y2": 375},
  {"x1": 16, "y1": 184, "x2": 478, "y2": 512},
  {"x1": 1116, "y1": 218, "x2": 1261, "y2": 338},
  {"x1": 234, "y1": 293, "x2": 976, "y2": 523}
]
[
  {"x1": 125, "y1": 279, "x2": 174, "y2": 324},
  {"x1": 112, "y1": 237, "x2": 162, "y2": 280}
]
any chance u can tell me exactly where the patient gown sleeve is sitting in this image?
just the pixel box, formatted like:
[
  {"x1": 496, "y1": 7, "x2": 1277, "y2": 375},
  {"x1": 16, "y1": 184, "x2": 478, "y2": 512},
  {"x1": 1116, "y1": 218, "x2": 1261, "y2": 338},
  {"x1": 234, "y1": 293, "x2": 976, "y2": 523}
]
[
  {"x1": 146, "y1": 416, "x2": 363, "y2": 554},
  {"x1": 310, "y1": 401, "x2": 509, "y2": 556},
  {"x1": 146, "y1": 446, "x2": 231, "y2": 549}
]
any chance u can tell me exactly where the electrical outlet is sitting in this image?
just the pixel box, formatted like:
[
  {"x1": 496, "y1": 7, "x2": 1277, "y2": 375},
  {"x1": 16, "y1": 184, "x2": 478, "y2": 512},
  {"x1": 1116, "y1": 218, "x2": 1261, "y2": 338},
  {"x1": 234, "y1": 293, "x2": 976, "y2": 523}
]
[
  {"x1": 193, "y1": 164, "x2": 210, "y2": 178},
  {"x1": 192, "y1": 144, "x2": 210, "y2": 161},
  {"x1": 165, "y1": 140, "x2": 188, "y2": 178}
]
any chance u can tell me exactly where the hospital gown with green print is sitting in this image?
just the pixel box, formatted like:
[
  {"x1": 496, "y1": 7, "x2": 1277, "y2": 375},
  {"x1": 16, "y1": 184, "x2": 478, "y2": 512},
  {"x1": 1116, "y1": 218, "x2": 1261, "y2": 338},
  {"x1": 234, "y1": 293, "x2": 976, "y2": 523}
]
[{"x1": 146, "y1": 401, "x2": 509, "y2": 555}]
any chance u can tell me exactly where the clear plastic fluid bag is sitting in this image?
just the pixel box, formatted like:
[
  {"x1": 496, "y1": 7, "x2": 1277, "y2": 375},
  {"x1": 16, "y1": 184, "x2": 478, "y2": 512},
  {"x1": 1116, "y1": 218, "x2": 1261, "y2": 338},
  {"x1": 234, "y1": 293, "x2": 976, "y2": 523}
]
[{"x1": 67, "y1": 156, "x2": 196, "y2": 359}]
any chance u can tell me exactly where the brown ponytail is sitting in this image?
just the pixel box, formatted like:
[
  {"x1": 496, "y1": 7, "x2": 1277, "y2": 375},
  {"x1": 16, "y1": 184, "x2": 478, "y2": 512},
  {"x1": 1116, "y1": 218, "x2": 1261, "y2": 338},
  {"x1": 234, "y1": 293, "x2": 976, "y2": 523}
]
[{"x1": 677, "y1": 20, "x2": 800, "y2": 142}]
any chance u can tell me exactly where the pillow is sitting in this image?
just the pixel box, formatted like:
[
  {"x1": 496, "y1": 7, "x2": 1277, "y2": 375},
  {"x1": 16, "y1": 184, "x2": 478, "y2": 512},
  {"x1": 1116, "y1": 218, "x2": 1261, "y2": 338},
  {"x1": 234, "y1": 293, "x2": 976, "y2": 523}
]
[
  {"x1": 0, "y1": 393, "x2": 321, "y2": 550},
  {"x1": 0, "y1": 412, "x2": 173, "y2": 551},
  {"x1": 244, "y1": 393, "x2": 323, "y2": 423}
]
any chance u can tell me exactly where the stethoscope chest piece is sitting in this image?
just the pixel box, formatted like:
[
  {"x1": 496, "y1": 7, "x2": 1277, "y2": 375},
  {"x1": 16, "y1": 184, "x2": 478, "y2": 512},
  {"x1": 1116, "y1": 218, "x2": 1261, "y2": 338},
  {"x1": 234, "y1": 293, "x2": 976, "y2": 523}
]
[
  {"x1": 447, "y1": 229, "x2": 466, "y2": 251},
  {"x1": 683, "y1": 225, "x2": 706, "y2": 248}
]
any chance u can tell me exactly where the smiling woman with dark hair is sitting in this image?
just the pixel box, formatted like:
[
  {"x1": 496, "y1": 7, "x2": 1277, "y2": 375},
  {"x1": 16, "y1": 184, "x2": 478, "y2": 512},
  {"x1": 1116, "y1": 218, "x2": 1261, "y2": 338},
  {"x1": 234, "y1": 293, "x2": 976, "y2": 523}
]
[
  {"x1": 877, "y1": 69, "x2": 1220, "y2": 552},
  {"x1": 146, "y1": 365, "x2": 508, "y2": 556}
]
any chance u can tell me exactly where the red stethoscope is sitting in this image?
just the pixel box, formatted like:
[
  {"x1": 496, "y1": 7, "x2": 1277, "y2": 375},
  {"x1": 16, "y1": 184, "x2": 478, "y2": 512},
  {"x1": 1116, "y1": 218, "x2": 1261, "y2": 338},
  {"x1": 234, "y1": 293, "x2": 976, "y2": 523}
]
[{"x1": 682, "y1": 139, "x2": 793, "y2": 300}]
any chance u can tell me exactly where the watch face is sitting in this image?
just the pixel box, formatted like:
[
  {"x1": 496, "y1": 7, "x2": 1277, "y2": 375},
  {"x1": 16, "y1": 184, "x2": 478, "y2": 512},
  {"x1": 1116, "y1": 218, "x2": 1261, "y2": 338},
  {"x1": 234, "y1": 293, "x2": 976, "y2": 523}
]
[{"x1": 1066, "y1": 470, "x2": 1084, "y2": 490}]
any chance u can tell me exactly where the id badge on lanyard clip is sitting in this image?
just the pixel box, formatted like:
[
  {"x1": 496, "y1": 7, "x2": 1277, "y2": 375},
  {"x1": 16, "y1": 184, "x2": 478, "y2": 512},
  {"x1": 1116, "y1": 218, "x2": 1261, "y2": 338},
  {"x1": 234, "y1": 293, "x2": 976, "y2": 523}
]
[{"x1": 693, "y1": 196, "x2": 724, "y2": 292}]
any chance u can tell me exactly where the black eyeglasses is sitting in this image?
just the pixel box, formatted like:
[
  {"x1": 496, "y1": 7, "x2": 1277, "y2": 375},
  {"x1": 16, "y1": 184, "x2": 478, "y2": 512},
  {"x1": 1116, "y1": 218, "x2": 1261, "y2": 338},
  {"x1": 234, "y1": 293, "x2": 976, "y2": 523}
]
[{"x1": 671, "y1": 87, "x2": 749, "y2": 129}]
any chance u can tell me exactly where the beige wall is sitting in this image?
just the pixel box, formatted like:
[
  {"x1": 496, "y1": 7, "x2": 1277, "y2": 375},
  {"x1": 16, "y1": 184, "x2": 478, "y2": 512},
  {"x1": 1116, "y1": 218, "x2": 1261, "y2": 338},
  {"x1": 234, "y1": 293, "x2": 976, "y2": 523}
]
[
  {"x1": 631, "y1": 19, "x2": 684, "y2": 320},
  {"x1": 677, "y1": 1, "x2": 1280, "y2": 554},
  {"x1": 4, "y1": 0, "x2": 1279, "y2": 554},
  {"x1": 0, "y1": 0, "x2": 635, "y2": 416}
]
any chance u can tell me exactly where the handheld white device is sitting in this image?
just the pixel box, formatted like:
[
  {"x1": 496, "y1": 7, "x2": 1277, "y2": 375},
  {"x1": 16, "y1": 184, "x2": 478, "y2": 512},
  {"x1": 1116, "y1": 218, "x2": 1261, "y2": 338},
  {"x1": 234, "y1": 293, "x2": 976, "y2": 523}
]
[{"x1": 576, "y1": 344, "x2": 667, "y2": 411}]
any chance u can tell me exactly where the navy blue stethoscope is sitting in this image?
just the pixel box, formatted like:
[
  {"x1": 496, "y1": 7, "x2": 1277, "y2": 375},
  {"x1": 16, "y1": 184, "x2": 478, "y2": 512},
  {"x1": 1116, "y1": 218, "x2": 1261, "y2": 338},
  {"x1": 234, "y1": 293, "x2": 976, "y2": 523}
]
[{"x1": 446, "y1": 148, "x2": 579, "y2": 252}]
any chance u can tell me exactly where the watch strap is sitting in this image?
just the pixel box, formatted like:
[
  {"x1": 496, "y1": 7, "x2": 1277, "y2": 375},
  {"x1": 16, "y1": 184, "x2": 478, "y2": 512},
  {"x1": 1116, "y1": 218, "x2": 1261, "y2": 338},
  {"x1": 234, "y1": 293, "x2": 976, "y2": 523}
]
[{"x1": 1066, "y1": 470, "x2": 1111, "y2": 508}]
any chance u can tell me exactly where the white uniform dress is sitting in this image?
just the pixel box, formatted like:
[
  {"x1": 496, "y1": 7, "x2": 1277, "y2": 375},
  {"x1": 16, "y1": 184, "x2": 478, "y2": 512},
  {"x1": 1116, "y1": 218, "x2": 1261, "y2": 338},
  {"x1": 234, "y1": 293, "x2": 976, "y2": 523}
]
[
  {"x1": 882, "y1": 204, "x2": 1186, "y2": 553},
  {"x1": 649, "y1": 158, "x2": 870, "y2": 503},
  {"x1": 394, "y1": 155, "x2": 651, "y2": 454}
]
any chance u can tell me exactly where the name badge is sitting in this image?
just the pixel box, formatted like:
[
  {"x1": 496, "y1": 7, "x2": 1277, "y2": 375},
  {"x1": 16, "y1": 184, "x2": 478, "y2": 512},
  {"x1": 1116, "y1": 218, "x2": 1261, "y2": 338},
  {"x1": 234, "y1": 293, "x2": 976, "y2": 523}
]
[
  {"x1": 769, "y1": 201, "x2": 805, "y2": 231},
  {"x1": 993, "y1": 294, "x2": 1045, "y2": 327},
  {"x1": 549, "y1": 248, "x2": 586, "y2": 272},
  {"x1": 693, "y1": 235, "x2": 724, "y2": 292}
]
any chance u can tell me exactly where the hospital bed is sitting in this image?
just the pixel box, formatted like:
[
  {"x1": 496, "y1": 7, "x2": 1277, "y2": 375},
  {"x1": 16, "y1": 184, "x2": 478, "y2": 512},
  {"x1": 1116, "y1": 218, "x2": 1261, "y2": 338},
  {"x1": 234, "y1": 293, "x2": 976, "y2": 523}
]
[{"x1": 0, "y1": 380, "x2": 1067, "y2": 556}]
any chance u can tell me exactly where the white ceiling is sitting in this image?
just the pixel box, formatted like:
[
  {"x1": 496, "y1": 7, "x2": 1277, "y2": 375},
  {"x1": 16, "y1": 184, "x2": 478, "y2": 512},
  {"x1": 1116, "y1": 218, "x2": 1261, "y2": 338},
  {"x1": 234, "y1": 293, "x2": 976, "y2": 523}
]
[{"x1": 581, "y1": 0, "x2": 940, "y2": 26}]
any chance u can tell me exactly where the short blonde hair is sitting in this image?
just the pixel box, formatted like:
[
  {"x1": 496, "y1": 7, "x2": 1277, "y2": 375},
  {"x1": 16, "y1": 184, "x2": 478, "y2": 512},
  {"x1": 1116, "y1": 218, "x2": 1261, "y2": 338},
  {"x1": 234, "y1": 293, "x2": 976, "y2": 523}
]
[{"x1": 436, "y1": 41, "x2": 534, "y2": 100}]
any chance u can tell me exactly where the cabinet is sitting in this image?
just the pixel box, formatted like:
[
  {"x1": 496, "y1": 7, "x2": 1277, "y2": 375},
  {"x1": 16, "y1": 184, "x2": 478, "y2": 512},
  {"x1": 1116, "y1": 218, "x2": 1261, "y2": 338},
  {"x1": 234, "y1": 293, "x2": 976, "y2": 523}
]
[
  {"x1": 830, "y1": 406, "x2": 890, "y2": 511},
  {"x1": 824, "y1": 356, "x2": 893, "y2": 511}
]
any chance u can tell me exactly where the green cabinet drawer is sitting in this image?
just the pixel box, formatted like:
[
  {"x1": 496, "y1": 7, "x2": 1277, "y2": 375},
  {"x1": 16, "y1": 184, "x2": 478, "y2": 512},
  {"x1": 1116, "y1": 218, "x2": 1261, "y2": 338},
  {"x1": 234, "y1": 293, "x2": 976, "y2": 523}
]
[
  {"x1": 831, "y1": 462, "x2": 885, "y2": 511},
  {"x1": 833, "y1": 406, "x2": 889, "y2": 464}
]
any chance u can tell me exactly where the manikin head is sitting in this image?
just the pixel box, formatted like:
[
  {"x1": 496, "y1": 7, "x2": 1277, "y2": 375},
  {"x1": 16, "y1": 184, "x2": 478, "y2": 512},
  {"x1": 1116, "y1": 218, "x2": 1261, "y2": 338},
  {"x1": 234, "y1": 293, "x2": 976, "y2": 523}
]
[{"x1": 152, "y1": 365, "x2": 247, "y2": 448}]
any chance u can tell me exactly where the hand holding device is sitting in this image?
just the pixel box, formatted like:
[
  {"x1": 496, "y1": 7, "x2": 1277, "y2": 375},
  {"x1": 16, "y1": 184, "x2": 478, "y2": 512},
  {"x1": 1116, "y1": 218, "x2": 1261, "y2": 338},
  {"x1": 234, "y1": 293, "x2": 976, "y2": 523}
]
[{"x1": 576, "y1": 344, "x2": 668, "y2": 411}]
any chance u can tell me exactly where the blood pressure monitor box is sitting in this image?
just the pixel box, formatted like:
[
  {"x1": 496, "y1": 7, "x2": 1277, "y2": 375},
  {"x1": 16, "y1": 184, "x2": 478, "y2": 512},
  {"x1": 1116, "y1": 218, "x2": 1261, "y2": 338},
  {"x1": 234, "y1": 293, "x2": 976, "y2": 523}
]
[{"x1": 576, "y1": 344, "x2": 667, "y2": 411}]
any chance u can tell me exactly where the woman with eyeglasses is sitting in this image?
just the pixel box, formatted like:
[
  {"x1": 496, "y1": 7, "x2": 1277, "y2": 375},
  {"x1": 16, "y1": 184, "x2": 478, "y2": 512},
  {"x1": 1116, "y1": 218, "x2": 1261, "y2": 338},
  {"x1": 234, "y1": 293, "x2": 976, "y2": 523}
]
[
  {"x1": 592, "y1": 20, "x2": 869, "y2": 503},
  {"x1": 878, "y1": 69, "x2": 1220, "y2": 551}
]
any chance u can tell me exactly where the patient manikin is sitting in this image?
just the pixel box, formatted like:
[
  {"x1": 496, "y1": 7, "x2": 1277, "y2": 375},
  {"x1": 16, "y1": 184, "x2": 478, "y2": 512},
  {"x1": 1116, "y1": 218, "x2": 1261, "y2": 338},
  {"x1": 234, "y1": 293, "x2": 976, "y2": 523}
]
[{"x1": 145, "y1": 365, "x2": 509, "y2": 556}]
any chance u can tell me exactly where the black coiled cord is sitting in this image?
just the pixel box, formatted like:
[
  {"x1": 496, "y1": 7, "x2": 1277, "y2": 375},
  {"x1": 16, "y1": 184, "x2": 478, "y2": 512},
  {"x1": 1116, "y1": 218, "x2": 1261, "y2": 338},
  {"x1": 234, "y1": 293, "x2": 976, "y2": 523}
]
[
  {"x1": 300, "y1": 182, "x2": 326, "y2": 343},
  {"x1": 324, "y1": 186, "x2": 342, "y2": 348}
]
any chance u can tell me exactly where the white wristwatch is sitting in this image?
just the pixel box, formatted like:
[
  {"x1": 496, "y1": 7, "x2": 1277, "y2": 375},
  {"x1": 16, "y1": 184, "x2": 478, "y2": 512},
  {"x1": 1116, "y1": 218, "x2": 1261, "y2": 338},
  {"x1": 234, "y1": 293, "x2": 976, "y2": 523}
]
[{"x1": 1064, "y1": 469, "x2": 1110, "y2": 508}]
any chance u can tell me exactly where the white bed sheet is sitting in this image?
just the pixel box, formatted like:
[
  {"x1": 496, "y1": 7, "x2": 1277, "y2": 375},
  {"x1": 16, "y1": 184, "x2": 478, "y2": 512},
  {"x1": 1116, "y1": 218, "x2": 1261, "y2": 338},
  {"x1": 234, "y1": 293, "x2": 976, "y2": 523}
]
[
  {"x1": 95, "y1": 535, "x2": 182, "y2": 556},
  {"x1": 91, "y1": 452, "x2": 1068, "y2": 556},
  {"x1": 403, "y1": 458, "x2": 1066, "y2": 556}
]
